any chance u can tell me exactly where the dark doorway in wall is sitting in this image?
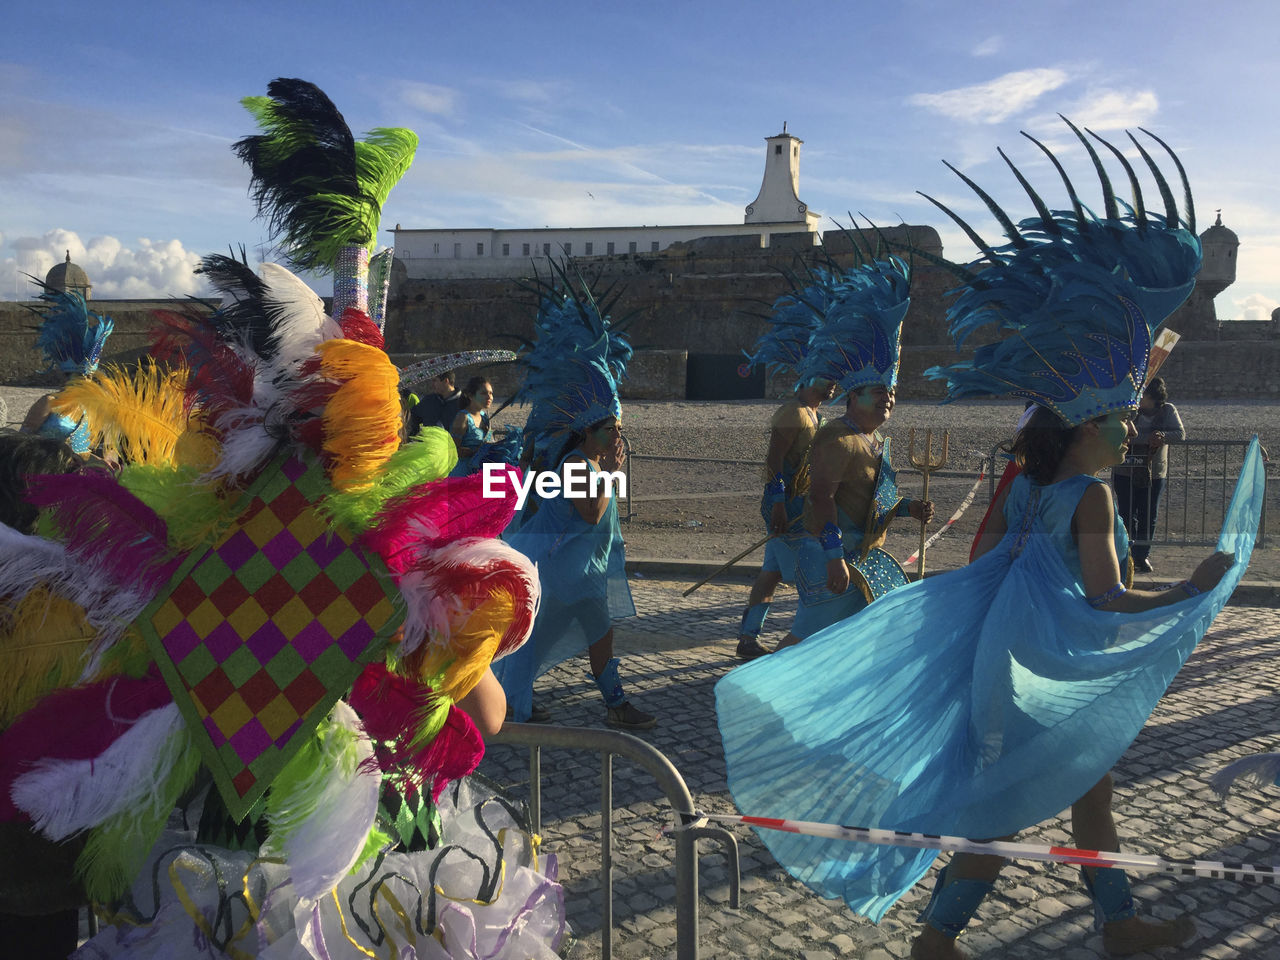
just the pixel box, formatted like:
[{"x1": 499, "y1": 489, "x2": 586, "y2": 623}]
[{"x1": 686, "y1": 353, "x2": 764, "y2": 400}]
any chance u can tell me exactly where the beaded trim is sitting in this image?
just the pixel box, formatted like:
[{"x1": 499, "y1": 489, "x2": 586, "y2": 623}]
[
  {"x1": 1087, "y1": 583, "x2": 1127, "y2": 608},
  {"x1": 1177, "y1": 579, "x2": 1202, "y2": 597},
  {"x1": 818, "y1": 521, "x2": 843, "y2": 558}
]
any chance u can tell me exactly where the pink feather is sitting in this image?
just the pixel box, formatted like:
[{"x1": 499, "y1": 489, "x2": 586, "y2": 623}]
[
  {"x1": 349, "y1": 665, "x2": 483, "y2": 799},
  {"x1": 25, "y1": 472, "x2": 183, "y2": 594},
  {"x1": 0, "y1": 673, "x2": 172, "y2": 821},
  {"x1": 360, "y1": 473, "x2": 519, "y2": 575}
]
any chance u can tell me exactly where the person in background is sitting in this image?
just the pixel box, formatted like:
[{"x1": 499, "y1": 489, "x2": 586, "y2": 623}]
[
  {"x1": 1112, "y1": 377, "x2": 1184, "y2": 573},
  {"x1": 407, "y1": 369, "x2": 462, "y2": 435},
  {"x1": 450, "y1": 376, "x2": 494, "y2": 460}
]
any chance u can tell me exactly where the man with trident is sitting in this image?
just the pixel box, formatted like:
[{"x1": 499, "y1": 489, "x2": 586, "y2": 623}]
[{"x1": 768, "y1": 254, "x2": 934, "y2": 650}]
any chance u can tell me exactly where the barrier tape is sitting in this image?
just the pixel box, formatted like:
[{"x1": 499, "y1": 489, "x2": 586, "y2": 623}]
[
  {"x1": 676, "y1": 812, "x2": 1278, "y2": 884},
  {"x1": 903, "y1": 467, "x2": 987, "y2": 567}
]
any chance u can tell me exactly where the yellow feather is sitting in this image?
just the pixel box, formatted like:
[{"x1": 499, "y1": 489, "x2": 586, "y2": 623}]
[
  {"x1": 51, "y1": 361, "x2": 216, "y2": 468},
  {"x1": 0, "y1": 589, "x2": 93, "y2": 728},
  {"x1": 417, "y1": 591, "x2": 512, "y2": 704},
  {"x1": 314, "y1": 341, "x2": 403, "y2": 492}
]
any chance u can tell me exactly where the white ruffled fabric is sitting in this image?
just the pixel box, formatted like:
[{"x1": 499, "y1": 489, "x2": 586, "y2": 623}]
[{"x1": 74, "y1": 778, "x2": 566, "y2": 960}]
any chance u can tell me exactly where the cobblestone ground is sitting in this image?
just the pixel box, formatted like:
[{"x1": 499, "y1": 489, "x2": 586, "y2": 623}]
[{"x1": 478, "y1": 578, "x2": 1280, "y2": 960}]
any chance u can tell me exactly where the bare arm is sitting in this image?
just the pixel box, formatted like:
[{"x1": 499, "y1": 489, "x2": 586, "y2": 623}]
[
  {"x1": 807, "y1": 434, "x2": 853, "y2": 593},
  {"x1": 971, "y1": 485, "x2": 1011, "y2": 561},
  {"x1": 570, "y1": 440, "x2": 626, "y2": 525},
  {"x1": 765, "y1": 426, "x2": 799, "y2": 534},
  {"x1": 20, "y1": 395, "x2": 55, "y2": 433},
  {"x1": 1075, "y1": 482, "x2": 1232, "y2": 611},
  {"x1": 456, "y1": 667, "x2": 506, "y2": 737}
]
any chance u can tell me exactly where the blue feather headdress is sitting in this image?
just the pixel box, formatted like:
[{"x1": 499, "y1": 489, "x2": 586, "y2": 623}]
[
  {"x1": 741, "y1": 270, "x2": 835, "y2": 384},
  {"x1": 793, "y1": 256, "x2": 911, "y2": 395},
  {"x1": 28, "y1": 282, "x2": 115, "y2": 376},
  {"x1": 514, "y1": 266, "x2": 632, "y2": 459},
  {"x1": 923, "y1": 118, "x2": 1201, "y2": 426}
]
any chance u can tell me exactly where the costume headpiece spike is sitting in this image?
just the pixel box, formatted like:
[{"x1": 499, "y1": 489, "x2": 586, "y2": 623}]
[
  {"x1": 1139, "y1": 126, "x2": 1195, "y2": 230},
  {"x1": 1060, "y1": 114, "x2": 1119, "y2": 220},
  {"x1": 741, "y1": 269, "x2": 832, "y2": 381},
  {"x1": 1128, "y1": 132, "x2": 1180, "y2": 227},
  {"x1": 1020, "y1": 130, "x2": 1089, "y2": 229},
  {"x1": 924, "y1": 119, "x2": 1201, "y2": 426},
  {"x1": 793, "y1": 254, "x2": 911, "y2": 394},
  {"x1": 1088, "y1": 127, "x2": 1147, "y2": 227},
  {"x1": 997, "y1": 147, "x2": 1060, "y2": 236}
]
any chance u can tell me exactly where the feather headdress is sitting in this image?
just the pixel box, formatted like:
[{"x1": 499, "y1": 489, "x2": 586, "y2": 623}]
[
  {"x1": 741, "y1": 267, "x2": 839, "y2": 383},
  {"x1": 28, "y1": 281, "x2": 114, "y2": 376},
  {"x1": 793, "y1": 256, "x2": 911, "y2": 394},
  {"x1": 514, "y1": 265, "x2": 632, "y2": 457},
  {"x1": 923, "y1": 117, "x2": 1201, "y2": 426}
]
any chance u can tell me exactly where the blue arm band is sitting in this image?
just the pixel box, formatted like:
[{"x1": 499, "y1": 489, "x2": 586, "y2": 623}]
[
  {"x1": 818, "y1": 521, "x2": 843, "y2": 559},
  {"x1": 1176, "y1": 579, "x2": 1202, "y2": 598},
  {"x1": 895, "y1": 499, "x2": 913, "y2": 517},
  {"x1": 1087, "y1": 583, "x2": 1127, "y2": 609}
]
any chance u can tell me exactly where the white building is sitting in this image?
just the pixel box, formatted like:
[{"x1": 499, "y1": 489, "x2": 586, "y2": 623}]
[{"x1": 390, "y1": 126, "x2": 820, "y2": 280}]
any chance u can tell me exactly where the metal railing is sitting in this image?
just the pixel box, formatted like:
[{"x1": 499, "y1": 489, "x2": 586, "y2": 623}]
[
  {"x1": 490, "y1": 723, "x2": 740, "y2": 960},
  {"x1": 984, "y1": 439, "x2": 1269, "y2": 548}
]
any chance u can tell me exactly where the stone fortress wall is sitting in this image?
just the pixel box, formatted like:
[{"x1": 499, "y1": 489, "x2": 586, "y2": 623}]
[{"x1": 3, "y1": 230, "x2": 1278, "y2": 401}]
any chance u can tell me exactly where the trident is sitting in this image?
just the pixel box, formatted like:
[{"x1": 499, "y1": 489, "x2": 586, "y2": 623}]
[{"x1": 907, "y1": 427, "x2": 948, "y2": 578}]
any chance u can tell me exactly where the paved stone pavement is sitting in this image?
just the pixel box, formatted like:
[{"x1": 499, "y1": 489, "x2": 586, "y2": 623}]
[{"x1": 477, "y1": 577, "x2": 1280, "y2": 960}]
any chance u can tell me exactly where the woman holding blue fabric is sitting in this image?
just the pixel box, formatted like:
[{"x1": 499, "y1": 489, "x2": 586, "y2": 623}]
[{"x1": 716, "y1": 121, "x2": 1265, "y2": 958}]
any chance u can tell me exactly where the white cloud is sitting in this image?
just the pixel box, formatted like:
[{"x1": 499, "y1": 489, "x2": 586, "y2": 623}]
[
  {"x1": 1051, "y1": 89, "x2": 1159, "y2": 133},
  {"x1": 971, "y1": 35, "x2": 1003, "y2": 57},
  {"x1": 908, "y1": 69, "x2": 1070, "y2": 124},
  {"x1": 1, "y1": 229, "x2": 207, "y2": 301},
  {"x1": 398, "y1": 82, "x2": 459, "y2": 116},
  {"x1": 1229, "y1": 292, "x2": 1279, "y2": 323}
]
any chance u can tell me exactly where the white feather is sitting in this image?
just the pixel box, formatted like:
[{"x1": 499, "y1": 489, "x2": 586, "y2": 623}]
[
  {"x1": 264, "y1": 700, "x2": 381, "y2": 903},
  {"x1": 11, "y1": 702, "x2": 185, "y2": 840},
  {"x1": 1210, "y1": 753, "x2": 1280, "y2": 798},
  {"x1": 258, "y1": 263, "x2": 339, "y2": 376}
]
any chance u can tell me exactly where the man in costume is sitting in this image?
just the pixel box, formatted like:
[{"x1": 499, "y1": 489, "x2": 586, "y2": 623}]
[
  {"x1": 770, "y1": 255, "x2": 933, "y2": 649},
  {"x1": 734, "y1": 276, "x2": 837, "y2": 659}
]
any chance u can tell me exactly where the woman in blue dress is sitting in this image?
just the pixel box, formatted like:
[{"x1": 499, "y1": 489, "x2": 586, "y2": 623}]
[
  {"x1": 493, "y1": 270, "x2": 652, "y2": 728},
  {"x1": 716, "y1": 121, "x2": 1265, "y2": 957}
]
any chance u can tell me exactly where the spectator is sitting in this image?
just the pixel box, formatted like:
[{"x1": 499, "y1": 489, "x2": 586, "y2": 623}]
[{"x1": 1113, "y1": 378, "x2": 1184, "y2": 573}]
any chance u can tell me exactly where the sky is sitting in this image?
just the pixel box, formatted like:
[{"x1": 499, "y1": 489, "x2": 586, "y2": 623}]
[{"x1": 3, "y1": 0, "x2": 1277, "y2": 321}]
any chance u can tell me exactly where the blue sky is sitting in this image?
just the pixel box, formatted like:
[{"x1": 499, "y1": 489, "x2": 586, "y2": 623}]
[{"x1": 3, "y1": 0, "x2": 1277, "y2": 320}]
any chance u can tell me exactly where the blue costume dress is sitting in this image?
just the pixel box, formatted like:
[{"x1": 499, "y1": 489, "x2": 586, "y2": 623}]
[
  {"x1": 449, "y1": 411, "x2": 494, "y2": 477},
  {"x1": 494, "y1": 454, "x2": 635, "y2": 721},
  {"x1": 717, "y1": 440, "x2": 1265, "y2": 922}
]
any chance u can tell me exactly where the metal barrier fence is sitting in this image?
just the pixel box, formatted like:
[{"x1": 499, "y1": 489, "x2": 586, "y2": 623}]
[
  {"x1": 986, "y1": 439, "x2": 1268, "y2": 548},
  {"x1": 490, "y1": 723, "x2": 740, "y2": 960}
]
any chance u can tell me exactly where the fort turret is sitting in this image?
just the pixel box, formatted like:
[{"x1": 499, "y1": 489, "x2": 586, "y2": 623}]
[{"x1": 1198, "y1": 210, "x2": 1239, "y2": 300}]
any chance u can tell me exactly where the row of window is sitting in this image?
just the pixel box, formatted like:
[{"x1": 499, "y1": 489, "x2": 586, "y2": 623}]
[{"x1": 428, "y1": 239, "x2": 662, "y2": 258}]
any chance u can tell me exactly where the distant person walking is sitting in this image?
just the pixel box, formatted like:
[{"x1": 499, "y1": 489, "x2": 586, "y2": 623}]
[{"x1": 1112, "y1": 378, "x2": 1184, "y2": 573}]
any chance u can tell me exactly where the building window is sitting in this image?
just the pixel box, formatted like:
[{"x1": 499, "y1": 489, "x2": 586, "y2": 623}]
[
  {"x1": 432, "y1": 243, "x2": 440, "y2": 254},
  {"x1": 563, "y1": 242, "x2": 571, "y2": 255},
  {"x1": 628, "y1": 241, "x2": 637, "y2": 254},
  {"x1": 476, "y1": 242, "x2": 484, "y2": 256},
  {"x1": 585, "y1": 242, "x2": 593, "y2": 255},
  {"x1": 502, "y1": 243, "x2": 510, "y2": 256},
  {"x1": 523, "y1": 243, "x2": 530, "y2": 256},
  {"x1": 651, "y1": 241, "x2": 659, "y2": 252},
  {"x1": 775, "y1": 144, "x2": 782, "y2": 155},
  {"x1": 542, "y1": 243, "x2": 551, "y2": 256},
  {"x1": 453, "y1": 243, "x2": 461, "y2": 259},
  {"x1": 607, "y1": 241, "x2": 615, "y2": 255}
]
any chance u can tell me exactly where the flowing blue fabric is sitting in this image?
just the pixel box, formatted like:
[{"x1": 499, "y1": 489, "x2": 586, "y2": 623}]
[
  {"x1": 716, "y1": 439, "x2": 1265, "y2": 922},
  {"x1": 494, "y1": 455, "x2": 635, "y2": 721}
]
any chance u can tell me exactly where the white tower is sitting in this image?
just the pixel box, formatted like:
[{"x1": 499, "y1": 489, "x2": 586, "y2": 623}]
[{"x1": 744, "y1": 123, "x2": 819, "y2": 227}]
